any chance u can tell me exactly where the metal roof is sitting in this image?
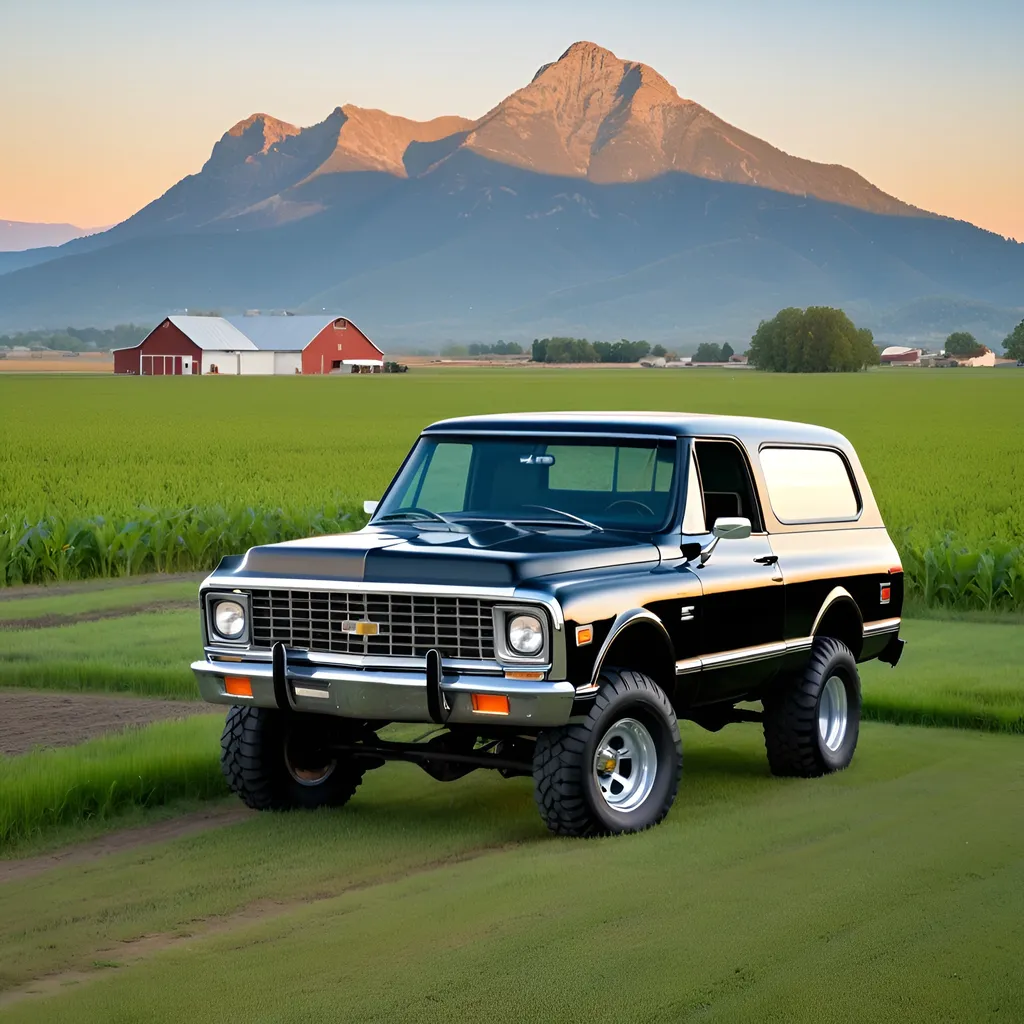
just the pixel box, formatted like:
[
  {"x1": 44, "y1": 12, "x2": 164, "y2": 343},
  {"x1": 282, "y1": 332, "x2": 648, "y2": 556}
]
[
  {"x1": 225, "y1": 315, "x2": 350, "y2": 352},
  {"x1": 167, "y1": 316, "x2": 256, "y2": 351}
]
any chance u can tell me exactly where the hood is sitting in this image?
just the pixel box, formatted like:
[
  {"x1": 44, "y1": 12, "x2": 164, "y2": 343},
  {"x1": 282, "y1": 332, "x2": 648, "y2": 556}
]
[{"x1": 230, "y1": 523, "x2": 659, "y2": 586}]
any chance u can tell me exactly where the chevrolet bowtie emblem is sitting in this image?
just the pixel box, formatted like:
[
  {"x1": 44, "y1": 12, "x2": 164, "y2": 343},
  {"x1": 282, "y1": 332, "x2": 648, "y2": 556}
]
[{"x1": 342, "y1": 620, "x2": 379, "y2": 636}]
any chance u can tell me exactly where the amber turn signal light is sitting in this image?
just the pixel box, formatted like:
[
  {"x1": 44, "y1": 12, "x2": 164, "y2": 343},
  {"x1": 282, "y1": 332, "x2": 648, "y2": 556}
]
[
  {"x1": 575, "y1": 624, "x2": 594, "y2": 646},
  {"x1": 224, "y1": 676, "x2": 253, "y2": 698},
  {"x1": 471, "y1": 693, "x2": 510, "y2": 715}
]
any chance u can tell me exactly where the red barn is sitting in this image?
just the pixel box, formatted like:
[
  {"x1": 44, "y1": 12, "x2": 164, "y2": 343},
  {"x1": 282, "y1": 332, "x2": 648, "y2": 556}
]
[
  {"x1": 113, "y1": 315, "x2": 383, "y2": 375},
  {"x1": 113, "y1": 316, "x2": 253, "y2": 375},
  {"x1": 224, "y1": 315, "x2": 384, "y2": 374}
]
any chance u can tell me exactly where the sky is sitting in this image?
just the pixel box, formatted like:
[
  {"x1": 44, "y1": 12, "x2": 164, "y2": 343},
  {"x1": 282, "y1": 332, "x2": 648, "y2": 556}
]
[{"x1": 1, "y1": 0, "x2": 1021, "y2": 239}]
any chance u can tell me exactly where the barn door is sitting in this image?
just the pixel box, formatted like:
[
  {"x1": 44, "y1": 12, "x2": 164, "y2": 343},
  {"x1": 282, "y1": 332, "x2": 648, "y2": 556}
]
[
  {"x1": 173, "y1": 356, "x2": 182, "y2": 375},
  {"x1": 141, "y1": 356, "x2": 152, "y2": 375}
]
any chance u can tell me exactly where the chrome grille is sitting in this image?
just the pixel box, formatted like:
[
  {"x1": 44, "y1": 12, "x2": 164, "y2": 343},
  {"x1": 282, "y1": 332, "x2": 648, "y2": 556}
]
[{"x1": 249, "y1": 589, "x2": 496, "y2": 660}]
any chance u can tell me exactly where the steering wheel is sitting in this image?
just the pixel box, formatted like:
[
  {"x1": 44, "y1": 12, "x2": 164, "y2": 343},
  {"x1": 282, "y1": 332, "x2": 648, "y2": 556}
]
[{"x1": 604, "y1": 499, "x2": 654, "y2": 517}]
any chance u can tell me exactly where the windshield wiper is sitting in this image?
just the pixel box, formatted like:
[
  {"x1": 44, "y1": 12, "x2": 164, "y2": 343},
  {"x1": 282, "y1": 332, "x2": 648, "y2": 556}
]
[
  {"x1": 514, "y1": 505, "x2": 604, "y2": 532},
  {"x1": 377, "y1": 508, "x2": 453, "y2": 525}
]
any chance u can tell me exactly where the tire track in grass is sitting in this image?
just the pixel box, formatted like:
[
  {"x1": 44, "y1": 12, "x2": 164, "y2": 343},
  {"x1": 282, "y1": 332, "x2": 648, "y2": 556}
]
[
  {"x1": 0, "y1": 600, "x2": 195, "y2": 631},
  {"x1": 0, "y1": 573, "x2": 205, "y2": 602},
  {"x1": 0, "y1": 838, "x2": 528, "y2": 1012},
  {"x1": 0, "y1": 805, "x2": 253, "y2": 884}
]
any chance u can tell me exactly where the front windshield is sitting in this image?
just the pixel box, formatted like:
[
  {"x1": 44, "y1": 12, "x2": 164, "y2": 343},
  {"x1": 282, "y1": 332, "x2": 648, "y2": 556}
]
[{"x1": 375, "y1": 435, "x2": 678, "y2": 533}]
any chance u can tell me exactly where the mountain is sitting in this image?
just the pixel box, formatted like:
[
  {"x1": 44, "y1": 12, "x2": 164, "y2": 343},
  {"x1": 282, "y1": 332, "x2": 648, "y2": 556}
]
[
  {"x1": 0, "y1": 220, "x2": 100, "y2": 252},
  {"x1": 1, "y1": 42, "x2": 1021, "y2": 344},
  {"x1": 461, "y1": 42, "x2": 917, "y2": 215}
]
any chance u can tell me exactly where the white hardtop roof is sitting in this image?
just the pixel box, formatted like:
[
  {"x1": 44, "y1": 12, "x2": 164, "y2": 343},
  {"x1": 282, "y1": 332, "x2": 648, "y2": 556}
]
[{"x1": 168, "y1": 316, "x2": 256, "y2": 351}]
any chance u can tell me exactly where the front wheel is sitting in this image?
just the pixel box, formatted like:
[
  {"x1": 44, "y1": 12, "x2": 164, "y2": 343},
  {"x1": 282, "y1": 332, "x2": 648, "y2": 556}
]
[
  {"x1": 220, "y1": 705, "x2": 365, "y2": 811},
  {"x1": 533, "y1": 668, "x2": 682, "y2": 837},
  {"x1": 762, "y1": 636, "x2": 861, "y2": 777}
]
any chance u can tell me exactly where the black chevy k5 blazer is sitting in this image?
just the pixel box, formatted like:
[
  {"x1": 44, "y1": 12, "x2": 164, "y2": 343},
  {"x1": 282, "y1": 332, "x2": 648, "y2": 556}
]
[{"x1": 193, "y1": 412, "x2": 904, "y2": 836}]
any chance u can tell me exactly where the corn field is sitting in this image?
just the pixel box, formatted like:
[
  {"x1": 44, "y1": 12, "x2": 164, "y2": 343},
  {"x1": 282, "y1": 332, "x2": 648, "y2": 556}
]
[
  {"x1": 0, "y1": 505, "x2": 355, "y2": 586},
  {"x1": 2, "y1": 371, "x2": 1021, "y2": 608}
]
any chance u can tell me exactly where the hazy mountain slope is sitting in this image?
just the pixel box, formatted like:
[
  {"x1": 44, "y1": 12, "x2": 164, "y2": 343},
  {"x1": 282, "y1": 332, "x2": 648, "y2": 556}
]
[
  {"x1": 1, "y1": 152, "x2": 1019, "y2": 343},
  {"x1": 0, "y1": 220, "x2": 98, "y2": 251}
]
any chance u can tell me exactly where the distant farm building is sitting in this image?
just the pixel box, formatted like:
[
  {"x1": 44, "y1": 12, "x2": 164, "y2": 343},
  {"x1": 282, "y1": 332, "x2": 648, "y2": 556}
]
[
  {"x1": 880, "y1": 346, "x2": 922, "y2": 365},
  {"x1": 952, "y1": 347, "x2": 996, "y2": 368},
  {"x1": 113, "y1": 315, "x2": 383, "y2": 375}
]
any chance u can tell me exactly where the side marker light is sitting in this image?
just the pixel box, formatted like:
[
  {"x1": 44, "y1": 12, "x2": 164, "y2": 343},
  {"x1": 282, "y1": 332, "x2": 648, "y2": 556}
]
[
  {"x1": 224, "y1": 676, "x2": 253, "y2": 698},
  {"x1": 471, "y1": 693, "x2": 510, "y2": 715}
]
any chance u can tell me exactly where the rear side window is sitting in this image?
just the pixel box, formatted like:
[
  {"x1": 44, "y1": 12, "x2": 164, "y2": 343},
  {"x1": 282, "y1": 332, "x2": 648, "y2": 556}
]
[{"x1": 759, "y1": 447, "x2": 860, "y2": 523}]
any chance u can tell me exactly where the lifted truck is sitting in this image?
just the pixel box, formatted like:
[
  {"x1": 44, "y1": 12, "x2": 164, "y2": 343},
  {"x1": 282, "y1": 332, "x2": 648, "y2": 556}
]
[{"x1": 194, "y1": 412, "x2": 904, "y2": 836}]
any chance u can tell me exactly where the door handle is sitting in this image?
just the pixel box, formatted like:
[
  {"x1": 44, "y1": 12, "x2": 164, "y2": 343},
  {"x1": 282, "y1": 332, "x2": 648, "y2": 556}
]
[{"x1": 753, "y1": 555, "x2": 779, "y2": 565}]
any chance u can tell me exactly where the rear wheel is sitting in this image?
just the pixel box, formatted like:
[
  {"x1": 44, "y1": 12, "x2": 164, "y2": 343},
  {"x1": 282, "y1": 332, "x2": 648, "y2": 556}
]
[
  {"x1": 220, "y1": 705, "x2": 365, "y2": 810},
  {"x1": 533, "y1": 668, "x2": 682, "y2": 837},
  {"x1": 762, "y1": 636, "x2": 861, "y2": 777}
]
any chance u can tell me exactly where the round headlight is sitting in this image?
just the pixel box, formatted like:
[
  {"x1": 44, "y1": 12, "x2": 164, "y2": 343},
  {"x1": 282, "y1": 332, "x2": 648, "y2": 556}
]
[
  {"x1": 508, "y1": 613, "x2": 544, "y2": 656},
  {"x1": 214, "y1": 599, "x2": 246, "y2": 639}
]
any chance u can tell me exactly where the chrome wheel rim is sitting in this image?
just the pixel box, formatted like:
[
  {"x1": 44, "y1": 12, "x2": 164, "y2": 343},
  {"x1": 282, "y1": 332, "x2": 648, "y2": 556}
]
[
  {"x1": 284, "y1": 735, "x2": 336, "y2": 787},
  {"x1": 818, "y1": 676, "x2": 849, "y2": 752},
  {"x1": 593, "y1": 717, "x2": 658, "y2": 813}
]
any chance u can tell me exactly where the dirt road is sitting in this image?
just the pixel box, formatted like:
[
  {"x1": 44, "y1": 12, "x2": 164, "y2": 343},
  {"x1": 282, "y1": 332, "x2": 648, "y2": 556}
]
[{"x1": 0, "y1": 690, "x2": 210, "y2": 757}]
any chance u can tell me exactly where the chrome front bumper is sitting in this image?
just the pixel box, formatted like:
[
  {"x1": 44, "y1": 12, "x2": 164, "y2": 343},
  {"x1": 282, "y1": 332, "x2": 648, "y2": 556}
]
[{"x1": 191, "y1": 657, "x2": 576, "y2": 727}]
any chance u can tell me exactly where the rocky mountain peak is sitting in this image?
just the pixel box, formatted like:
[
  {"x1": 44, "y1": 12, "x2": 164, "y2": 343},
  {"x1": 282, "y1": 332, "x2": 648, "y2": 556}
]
[
  {"x1": 223, "y1": 113, "x2": 301, "y2": 151},
  {"x1": 462, "y1": 41, "x2": 696, "y2": 179}
]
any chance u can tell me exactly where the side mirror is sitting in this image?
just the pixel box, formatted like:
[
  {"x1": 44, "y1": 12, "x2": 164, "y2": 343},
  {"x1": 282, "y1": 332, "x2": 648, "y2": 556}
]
[
  {"x1": 712, "y1": 517, "x2": 751, "y2": 541},
  {"x1": 363, "y1": 500, "x2": 379, "y2": 515},
  {"x1": 700, "y1": 516, "x2": 752, "y2": 565}
]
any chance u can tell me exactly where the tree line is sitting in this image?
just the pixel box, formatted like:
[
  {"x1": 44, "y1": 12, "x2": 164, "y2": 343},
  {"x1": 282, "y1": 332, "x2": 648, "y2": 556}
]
[
  {"x1": 531, "y1": 338, "x2": 657, "y2": 363},
  {"x1": 440, "y1": 340, "x2": 524, "y2": 357},
  {"x1": 0, "y1": 324, "x2": 150, "y2": 352}
]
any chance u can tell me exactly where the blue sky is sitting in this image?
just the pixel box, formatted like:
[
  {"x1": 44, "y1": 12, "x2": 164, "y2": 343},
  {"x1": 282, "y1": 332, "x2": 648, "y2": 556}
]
[{"x1": 1, "y1": 0, "x2": 1021, "y2": 237}]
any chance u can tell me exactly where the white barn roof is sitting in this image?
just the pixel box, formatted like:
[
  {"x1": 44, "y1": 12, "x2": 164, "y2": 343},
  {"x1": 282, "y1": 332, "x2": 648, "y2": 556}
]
[{"x1": 168, "y1": 316, "x2": 256, "y2": 351}]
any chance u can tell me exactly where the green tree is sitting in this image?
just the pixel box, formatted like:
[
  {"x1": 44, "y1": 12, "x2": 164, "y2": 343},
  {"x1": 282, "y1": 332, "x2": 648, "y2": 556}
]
[
  {"x1": 944, "y1": 332, "x2": 985, "y2": 358},
  {"x1": 1001, "y1": 319, "x2": 1024, "y2": 361},
  {"x1": 651, "y1": 344, "x2": 667, "y2": 358},
  {"x1": 748, "y1": 307, "x2": 877, "y2": 372},
  {"x1": 721, "y1": 342, "x2": 735, "y2": 361},
  {"x1": 694, "y1": 343, "x2": 724, "y2": 362},
  {"x1": 605, "y1": 339, "x2": 651, "y2": 363}
]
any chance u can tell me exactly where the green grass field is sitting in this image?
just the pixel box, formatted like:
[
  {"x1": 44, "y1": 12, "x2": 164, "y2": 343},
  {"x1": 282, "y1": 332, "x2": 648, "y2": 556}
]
[
  {"x1": 3, "y1": 370, "x2": 1022, "y2": 543},
  {"x1": 2, "y1": 723, "x2": 1022, "y2": 1022},
  {"x1": 2, "y1": 368, "x2": 1022, "y2": 1018},
  {"x1": 0, "y1": 577, "x2": 198, "y2": 623},
  {"x1": 0, "y1": 716, "x2": 224, "y2": 847},
  {"x1": 2, "y1": 370, "x2": 1022, "y2": 604},
  {"x1": 1, "y1": 609, "x2": 200, "y2": 699}
]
